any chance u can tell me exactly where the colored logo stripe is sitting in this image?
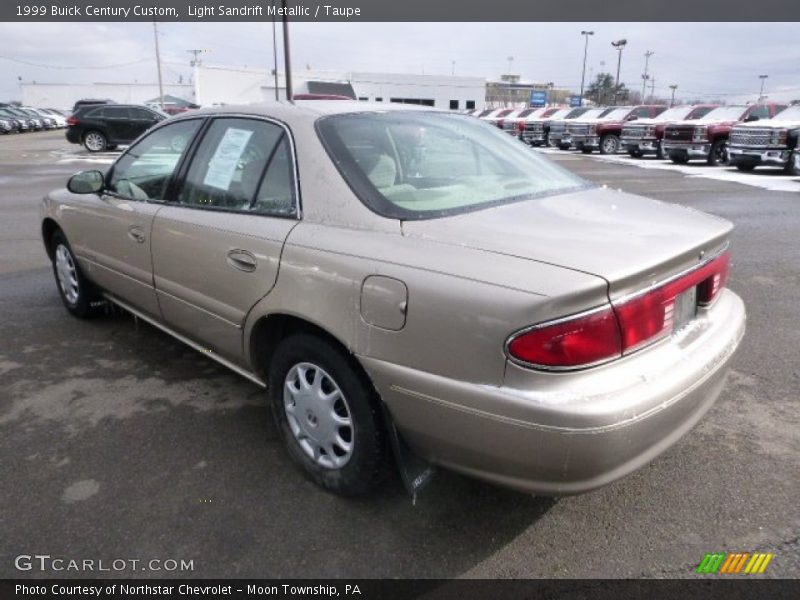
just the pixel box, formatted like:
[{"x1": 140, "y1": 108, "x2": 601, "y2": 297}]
[{"x1": 697, "y1": 552, "x2": 773, "y2": 574}]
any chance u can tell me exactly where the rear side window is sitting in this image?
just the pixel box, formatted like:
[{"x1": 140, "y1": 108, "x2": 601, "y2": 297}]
[
  {"x1": 106, "y1": 107, "x2": 131, "y2": 119},
  {"x1": 176, "y1": 118, "x2": 296, "y2": 216}
]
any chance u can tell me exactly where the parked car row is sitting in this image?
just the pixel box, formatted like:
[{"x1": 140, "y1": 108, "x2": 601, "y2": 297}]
[
  {"x1": 0, "y1": 105, "x2": 68, "y2": 134},
  {"x1": 473, "y1": 102, "x2": 800, "y2": 175}
]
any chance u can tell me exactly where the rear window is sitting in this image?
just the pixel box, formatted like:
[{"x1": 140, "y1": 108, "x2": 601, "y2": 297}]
[{"x1": 316, "y1": 111, "x2": 588, "y2": 220}]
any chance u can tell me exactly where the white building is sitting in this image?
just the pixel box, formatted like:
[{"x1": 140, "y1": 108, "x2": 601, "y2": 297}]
[{"x1": 23, "y1": 65, "x2": 486, "y2": 112}]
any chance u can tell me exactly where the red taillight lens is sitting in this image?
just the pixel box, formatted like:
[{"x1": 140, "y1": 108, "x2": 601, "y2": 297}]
[
  {"x1": 507, "y1": 306, "x2": 622, "y2": 368},
  {"x1": 506, "y1": 251, "x2": 731, "y2": 370},
  {"x1": 66, "y1": 116, "x2": 78, "y2": 126},
  {"x1": 517, "y1": 121, "x2": 526, "y2": 132},
  {"x1": 613, "y1": 251, "x2": 731, "y2": 353}
]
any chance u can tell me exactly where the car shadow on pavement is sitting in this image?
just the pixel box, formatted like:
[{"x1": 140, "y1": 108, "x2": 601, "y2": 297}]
[{"x1": 0, "y1": 268, "x2": 556, "y2": 579}]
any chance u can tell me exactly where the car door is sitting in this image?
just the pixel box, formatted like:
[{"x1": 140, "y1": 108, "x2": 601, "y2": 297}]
[
  {"x1": 72, "y1": 118, "x2": 204, "y2": 318},
  {"x1": 130, "y1": 107, "x2": 163, "y2": 139},
  {"x1": 103, "y1": 106, "x2": 133, "y2": 143},
  {"x1": 150, "y1": 116, "x2": 299, "y2": 364}
]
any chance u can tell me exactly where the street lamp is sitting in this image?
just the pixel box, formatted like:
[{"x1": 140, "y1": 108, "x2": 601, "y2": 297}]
[
  {"x1": 669, "y1": 84, "x2": 678, "y2": 107},
  {"x1": 611, "y1": 39, "x2": 627, "y2": 104},
  {"x1": 579, "y1": 30, "x2": 594, "y2": 107},
  {"x1": 758, "y1": 74, "x2": 768, "y2": 101},
  {"x1": 641, "y1": 50, "x2": 654, "y2": 101}
]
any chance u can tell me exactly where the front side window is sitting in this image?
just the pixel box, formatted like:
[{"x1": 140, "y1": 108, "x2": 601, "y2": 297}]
[
  {"x1": 107, "y1": 119, "x2": 202, "y2": 201},
  {"x1": 748, "y1": 105, "x2": 771, "y2": 120},
  {"x1": 176, "y1": 118, "x2": 296, "y2": 215},
  {"x1": 317, "y1": 111, "x2": 587, "y2": 220}
]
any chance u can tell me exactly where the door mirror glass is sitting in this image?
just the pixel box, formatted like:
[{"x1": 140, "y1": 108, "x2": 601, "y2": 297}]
[
  {"x1": 744, "y1": 114, "x2": 759, "y2": 122},
  {"x1": 67, "y1": 170, "x2": 105, "y2": 194}
]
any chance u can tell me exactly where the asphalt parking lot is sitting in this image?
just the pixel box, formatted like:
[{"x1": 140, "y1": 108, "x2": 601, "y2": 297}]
[{"x1": 0, "y1": 130, "x2": 798, "y2": 579}]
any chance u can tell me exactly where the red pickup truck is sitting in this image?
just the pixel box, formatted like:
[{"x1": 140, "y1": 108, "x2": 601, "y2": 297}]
[
  {"x1": 569, "y1": 105, "x2": 667, "y2": 154},
  {"x1": 620, "y1": 104, "x2": 718, "y2": 159},
  {"x1": 661, "y1": 103, "x2": 787, "y2": 165}
]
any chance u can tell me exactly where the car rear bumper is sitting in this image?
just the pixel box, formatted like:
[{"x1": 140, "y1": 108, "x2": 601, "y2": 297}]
[
  {"x1": 65, "y1": 128, "x2": 82, "y2": 144},
  {"x1": 728, "y1": 146, "x2": 791, "y2": 167},
  {"x1": 662, "y1": 141, "x2": 711, "y2": 159},
  {"x1": 362, "y1": 289, "x2": 745, "y2": 495}
]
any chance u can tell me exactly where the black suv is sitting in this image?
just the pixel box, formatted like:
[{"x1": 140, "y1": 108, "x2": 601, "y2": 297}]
[{"x1": 66, "y1": 104, "x2": 167, "y2": 152}]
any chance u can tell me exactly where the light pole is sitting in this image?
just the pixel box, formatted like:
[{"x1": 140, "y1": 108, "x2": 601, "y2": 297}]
[
  {"x1": 758, "y1": 74, "x2": 768, "y2": 101},
  {"x1": 611, "y1": 39, "x2": 627, "y2": 104},
  {"x1": 507, "y1": 56, "x2": 514, "y2": 74},
  {"x1": 579, "y1": 30, "x2": 594, "y2": 107},
  {"x1": 641, "y1": 50, "x2": 653, "y2": 101},
  {"x1": 451, "y1": 60, "x2": 455, "y2": 76},
  {"x1": 152, "y1": 22, "x2": 165, "y2": 110},
  {"x1": 669, "y1": 84, "x2": 678, "y2": 107},
  {"x1": 281, "y1": 0, "x2": 293, "y2": 102}
]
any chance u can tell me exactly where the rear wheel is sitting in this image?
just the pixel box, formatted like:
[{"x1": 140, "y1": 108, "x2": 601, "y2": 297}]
[
  {"x1": 655, "y1": 141, "x2": 665, "y2": 160},
  {"x1": 785, "y1": 151, "x2": 800, "y2": 176},
  {"x1": 735, "y1": 163, "x2": 756, "y2": 172},
  {"x1": 581, "y1": 146, "x2": 592, "y2": 154},
  {"x1": 708, "y1": 139, "x2": 728, "y2": 166},
  {"x1": 50, "y1": 230, "x2": 103, "y2": 318},
  {"x1": 83, "y1": 130, "x2": 107, "y2": 153},
  {"x1": 628, "y1": 148, "x2": 644, "y2": 158},
  {"x1": 268, "y1": 333, "x2": 389, "y2": 496},
  {"x1": 600, "y1": 134, "x2": 620, "y2": 155}
]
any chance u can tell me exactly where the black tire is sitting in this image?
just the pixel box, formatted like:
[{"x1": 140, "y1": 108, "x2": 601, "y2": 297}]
[
  {"x1": 50, "y1": 230, "x2": 103, "y2": 318},
  {"x1": 628, "y1": 148, "x2": 644, "y2": 158},
  {"x1": 735, "y1": 163, "x2": 756, "y2": 172},
  {"x1": 581, "y1": 146, "x2": 592, "y2": 154},
  {"x1": 600, "y1": 134, "x2": 620, "y2": 155},
  {"x1": 83, "y1": 130, "x2": 107, "y2": 153},
  {"x1": 784, "y1": 151, "x2": 800, "y2": 176},
  {"x1": 655, "y1": 142, "x2": 665, "y2": 160},
  {"x1": 268, "y1": 333, "x2": 389, "y2": 496},
  {"x1": 708, "y1": 139, "x2": 728, "y2": 166},
  {"x1": 670, "y1": 153, "x2": 689, "y2": 165}
]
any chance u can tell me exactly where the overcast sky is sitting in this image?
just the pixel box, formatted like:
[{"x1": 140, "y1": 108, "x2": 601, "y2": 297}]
[{"x1": 1, "y1": 22, "x2": 799, "y2": 104}]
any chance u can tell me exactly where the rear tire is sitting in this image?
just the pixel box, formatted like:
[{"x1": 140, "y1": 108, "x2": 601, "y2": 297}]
[
  {"x1": 581, "y1": 146, "x2": 592, "y2": 154},
  {"x1": 785, "y1": 151, "x2": 800, "y2": 176},
  {"x1": 50, "y1": 230, "x2": 103, "y2": 318},
  {"x1": 735, "y1": 163, "x2": 756, "y2": 172},
  {"x1": 83, "y1": 130, "x2": 107, "y2": 153},
  {"x1": 670, "y1": 153, "x2": 689, "y2": 165},
  {"x1": 268, "y1": 333, "x2": 389, "y2": 496},
  {"x1": 628, "y1": 148, "x2": 644, "y2": 158}
]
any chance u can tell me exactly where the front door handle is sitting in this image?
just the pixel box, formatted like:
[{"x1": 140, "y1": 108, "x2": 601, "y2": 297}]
[
  {"x1": 227, "y1": 249, "x2": 257, "y2": 272},
  {"x1": 127, "y1": 225, "x2": 146, "y2": 244}
]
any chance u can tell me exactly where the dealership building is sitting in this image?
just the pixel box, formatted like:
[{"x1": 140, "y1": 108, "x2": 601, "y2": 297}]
[{"x1": 21, "y1": 65, "x2": 486, "y2": 112}]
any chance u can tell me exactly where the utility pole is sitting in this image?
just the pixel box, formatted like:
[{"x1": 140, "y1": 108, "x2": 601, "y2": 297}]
[
  {"x1": 641, "y1": 50, "x2": 653, "y2": 101},
  {"x1": 507, "y1": 56, "x2": 514, "y2": 74},
  {"x1": 579, "y1": 30, "x2": 594, "y2": 107},
  {"x1": 451, "y1": 60, "x2": 455, "y2": 76},
  {"x1": 758, "y1": 74, "x2": 768, "y2": 101},
  {"x1": 611, "y1": 39, "x2": 627, "y2": 104},
  {"x1": 669, "y1": 84, "x2": 678, "y2": 107},
  {"x1": 187, "y1": 49, "x2": 205, "y2": 67},
  {"x1": 153, "y1": 21, "x2": 165, "y2": 109},
  {"x1": 281, "y1": 0, "x2": 293, "y2": 102},
  {"x1": 650, "y1": 76, "x2": 656, "y2": 102},
  {"x1": 272, "y1": 0, "x2": 279, "y2": 100}
]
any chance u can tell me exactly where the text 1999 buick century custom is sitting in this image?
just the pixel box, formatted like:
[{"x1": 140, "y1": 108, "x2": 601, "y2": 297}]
[{"x1": 40, "y1": 102, "x2": 745, "y2": 496}]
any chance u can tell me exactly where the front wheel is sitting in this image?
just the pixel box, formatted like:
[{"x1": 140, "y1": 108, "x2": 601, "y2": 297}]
[
  {"x1": 628, "y1": 148, "x2": 644, "y2": 158},
  {"x1": 708, "y1": 139, "x2": 728, "y2": 166},
  {"x1": 83, "y1": 130, "x2": 107, "y2": 153},
  {"x1": 670, "y1": 153, "x2": 689, "y2": 165},
  {"x1": 785, "y1": 151, "x2": 800, "y2": 176},
  {"x1": 735, "y1": 163, "x2": 756, "y2": 172},
  {"x1": 268, "y1": 333, "x2": 389, "y2": 496},
  {"x1": 50, "y1": 230, "x2": 103, "y2": 318},
  {"x1": 600, "y1": 134, "x2": 620, "y2": 155}
]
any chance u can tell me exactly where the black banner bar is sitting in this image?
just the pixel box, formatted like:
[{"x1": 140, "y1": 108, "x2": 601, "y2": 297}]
[
  {"x1": 3, "y1": 579, "x2": 800, "y2": 600},
  {"x1": 3, "y1": 0, "x2": 800, "y2": 22}
]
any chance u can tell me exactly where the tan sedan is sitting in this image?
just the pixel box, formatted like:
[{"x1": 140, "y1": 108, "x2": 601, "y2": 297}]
[{"x1": 41, "y1": 102, "x2": 745, "y2": 496}]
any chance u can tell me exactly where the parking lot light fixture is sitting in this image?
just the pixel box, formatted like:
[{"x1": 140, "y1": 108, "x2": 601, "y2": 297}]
[
  {"x1": 611, "y1": 39, "x2": 627, "y2": 103},
  {"x1": 669, "y1": 84, "x2": 678, "y2": 107},
  {"x1": 579, "y1": 31, "x2": 594, "y2": 107},
  {"x1": 758, "y1": 74, "x2": 768, "y2": 101}
]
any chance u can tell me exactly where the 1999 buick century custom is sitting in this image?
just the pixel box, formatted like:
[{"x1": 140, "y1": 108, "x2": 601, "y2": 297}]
[{"x1": 41, "y1": 102, "x2": 746, "y2": 496}]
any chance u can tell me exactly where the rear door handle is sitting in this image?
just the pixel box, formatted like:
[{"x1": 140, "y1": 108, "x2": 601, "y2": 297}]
[
  {"x1": 227, "y1": 249, "x2": 257, "y2": 272},
  {"x1": 127, "y1": 225, "x2": 146, "y2": 243}
]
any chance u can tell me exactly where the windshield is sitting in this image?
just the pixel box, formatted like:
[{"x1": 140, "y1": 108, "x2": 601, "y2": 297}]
[
  {"x1": 549, "y1": 109, "x2": 570, "y2": 119},
  {"x1": 602, "y1": 108, "x2": 632, "y2": 120},
  {"x1": 700, "y1": 106, "x2": 746, "y2": 121},
  {"x1": 773, "y1": 105, "x2": 800, "y2": 121},
  {"x1": 655, "y1": 106, "x2": 694, "y2": 121},
  {"x1": 317, "y1": 111, "x2": 588, "y2": 220}
]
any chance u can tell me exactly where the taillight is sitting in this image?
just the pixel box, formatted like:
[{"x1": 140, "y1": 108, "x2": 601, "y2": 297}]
[
  {"x1": 506, "y1": 306, "x2": 622, "y2": 369},
  {"x1": 613, "y1": 251, "x2": 731, "y2": 353},
  {"x1": 518, "y1": 121, "x2": 525, "y2": 132},
  {"x1": 66, "y1": 116, "x2": 78, "y2": 126},
  {"x1": 506, "y1": 251, "x2": 731, "y2": 370}
]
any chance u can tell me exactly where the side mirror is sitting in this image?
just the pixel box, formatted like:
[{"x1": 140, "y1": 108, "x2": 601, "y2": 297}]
[
  {"x1": 744, "y1": 114, "x2": 760, "y2": 122},
  {"x1": 627, "y1": 115, "x2": 638, "y2": 121},
  {"x1": 67, "y1": 170, "x2": 105, "y2": 194}
]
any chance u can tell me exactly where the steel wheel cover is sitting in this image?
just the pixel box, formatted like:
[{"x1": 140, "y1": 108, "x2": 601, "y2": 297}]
[
  {"x1": 283, "y1": 362, "x2": 354, "y2": 469},
  {"x1": 55, "y1": 244, "x2": 79, "y2": 304}
]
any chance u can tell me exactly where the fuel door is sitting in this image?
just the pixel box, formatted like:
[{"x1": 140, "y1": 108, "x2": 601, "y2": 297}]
[{"x1": 360, "y1": 275, "x2": 408, "y2": 331}]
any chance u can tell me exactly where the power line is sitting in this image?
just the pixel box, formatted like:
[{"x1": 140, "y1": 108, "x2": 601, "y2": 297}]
[{"x1": 0, "y1": 55, "x2": 151, "y2": 70}]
